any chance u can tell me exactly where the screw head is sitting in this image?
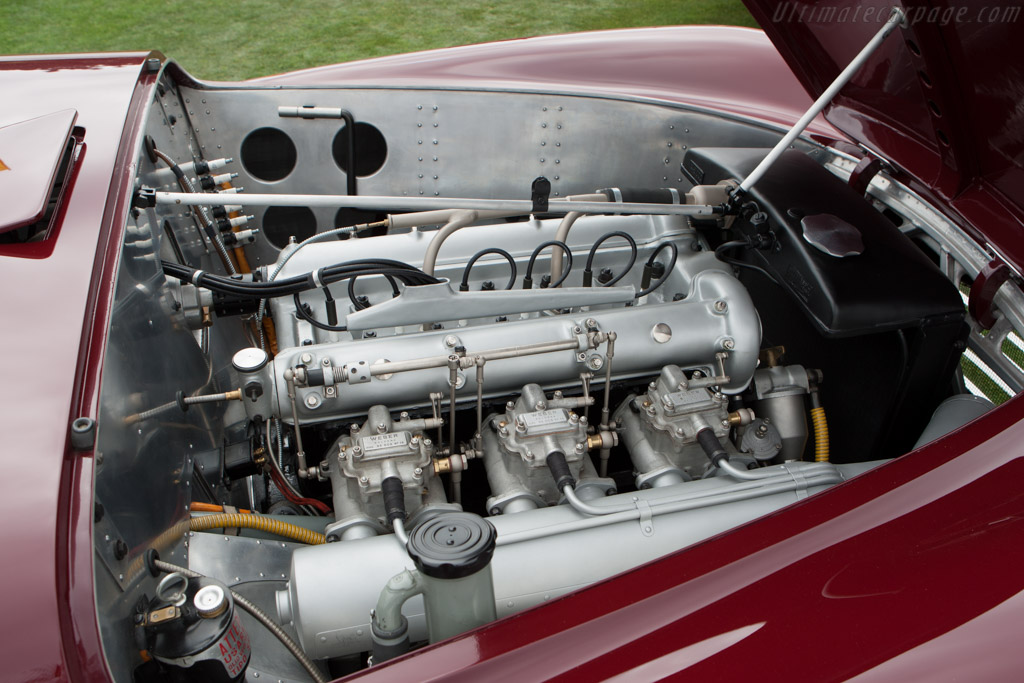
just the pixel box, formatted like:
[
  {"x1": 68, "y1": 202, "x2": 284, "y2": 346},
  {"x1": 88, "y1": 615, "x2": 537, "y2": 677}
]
[
  {"x1": 722, "y1": 339, "x2": 735, "y2": 350},
  {"x1": 300, "y1": 352, "x2": 313, "y2": 364},
  {"x1": 444, "y1": 335, "x2": 459, "y2": 348},
  {"x1": 713, "y1": 300, "x2": 728, "y2": 313},
  {"x1": 304, "y1": 394, "x2": 321, "y2": 409}
]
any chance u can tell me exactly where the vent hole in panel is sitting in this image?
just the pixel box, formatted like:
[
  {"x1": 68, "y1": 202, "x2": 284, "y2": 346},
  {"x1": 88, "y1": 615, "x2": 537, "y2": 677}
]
[
  {"x1": 333, "y1": 122, "x2": 387, "y2": 177},
  {"x1": 263, "y1": 206, "x2": 316, "y2": 249},
  {"x1": 241, "y1": 127, "x2": 297, "y2": 182}
]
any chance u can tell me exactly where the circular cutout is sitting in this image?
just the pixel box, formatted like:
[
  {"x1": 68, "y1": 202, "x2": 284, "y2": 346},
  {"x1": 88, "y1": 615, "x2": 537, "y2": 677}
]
[
  {"x1": 241, "y1": 127, "x2": 297, "y2": 181},
  {"x1": 262, "y1": 206, "x2": 316, "y2": 249},
  {"x1": 332, "y1": 122, "x2": 387, "y2": 177}
]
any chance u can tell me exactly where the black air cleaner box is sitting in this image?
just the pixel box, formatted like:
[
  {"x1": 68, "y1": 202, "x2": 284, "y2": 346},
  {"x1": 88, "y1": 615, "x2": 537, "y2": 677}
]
[
  {"x1": 683, "y1": 147, "x2": 964, "y2": 337},
  {"x1": 683, "y1": 147, "x2": 968, "y2": 460}
]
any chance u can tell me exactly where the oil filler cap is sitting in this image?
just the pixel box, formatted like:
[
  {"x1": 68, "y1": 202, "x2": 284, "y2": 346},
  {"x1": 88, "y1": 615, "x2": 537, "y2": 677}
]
[{"x1": 407, "y1": 512, "x2": 497, "y2": 580}]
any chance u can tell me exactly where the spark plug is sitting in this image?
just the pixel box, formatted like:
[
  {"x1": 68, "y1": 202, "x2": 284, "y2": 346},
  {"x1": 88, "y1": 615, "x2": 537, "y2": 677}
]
[
  {"x1": 215, "y1": 215, "x2": 254, "y2": 232},
  {"x1": 199, "y1": 172, "x2": 239, "y2": 190},
  {"x1": 193, "y1": 157, "x2": 233, "y2": 175},
  {"x1": 221, "y1": 229, "x2": 259, "y2": 246}
]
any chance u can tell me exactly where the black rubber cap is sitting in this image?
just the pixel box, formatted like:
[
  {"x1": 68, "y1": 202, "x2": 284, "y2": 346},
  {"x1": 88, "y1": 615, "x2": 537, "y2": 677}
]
[{"x1": 407, "y1": 512, "x2": 497, "y2": 580}]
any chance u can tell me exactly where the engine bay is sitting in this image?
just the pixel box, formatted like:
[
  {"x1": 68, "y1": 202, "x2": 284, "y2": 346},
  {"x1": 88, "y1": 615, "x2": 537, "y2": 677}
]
[{"x1": 91, "y1": 65, "x2": 994, "y2": 682}]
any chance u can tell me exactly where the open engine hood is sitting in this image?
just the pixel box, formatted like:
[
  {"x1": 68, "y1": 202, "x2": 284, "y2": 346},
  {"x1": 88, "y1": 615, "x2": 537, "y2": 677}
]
[{"x1": 744, "y1": 1, "x2": 1024, "y2": 209}]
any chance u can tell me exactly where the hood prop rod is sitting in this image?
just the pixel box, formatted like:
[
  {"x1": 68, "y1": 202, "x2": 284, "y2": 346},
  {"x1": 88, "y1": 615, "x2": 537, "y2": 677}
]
[{"x1": 735, "y1": 6, "x2": 906, "y2": 199}]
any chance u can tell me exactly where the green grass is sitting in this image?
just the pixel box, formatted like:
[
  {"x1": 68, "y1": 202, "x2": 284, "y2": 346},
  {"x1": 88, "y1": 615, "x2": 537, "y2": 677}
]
[{"x1": 0, "y1": 0, "x2": 756, "y2": 80}]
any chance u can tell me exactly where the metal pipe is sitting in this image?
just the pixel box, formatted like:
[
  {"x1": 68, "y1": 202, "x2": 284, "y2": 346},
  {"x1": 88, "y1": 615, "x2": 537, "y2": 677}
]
[
  {"x1": 600, "y1": 333, "x2": 616, "y2": 429},
  {"x1": 423, "y1": 211, "x2": 480, "y2": 277},
  {"x1": 474, "y1": 338, "x2": 585, "y2": 363},
  {"x1": 447, "y1": 356, "x2": 459, "y2": 452},
  {"x1": 389, "y1": 208, "x2": 509, "y2": 231},
  {"x1": 475, "y1": 358, "x2": 486, "y2": 447},
  {"x1": 430, "y1": 392, "x2": 443, "y2": 453},
  {"x1": 551, "y1": 211, "x2": 584, "y2": 281},
  {"x1": 154, "y1": 191, "x2": 721, "y2": 217},
  {"x1": 392, "y1": 518, "x2": 409, "y2": 547},
  {"x1": 365, "y1": 337, "x2": 587, "y2": 378},
  {"x1": 715, "y1": 458, "x2": 835, "y2": 481},
  {"x1": 447, "y1": 355, "x2": 463, "y2": 505},
  {"x1": 563, "y1": 458, "x2": 843, "y2": 519},
  {"x1": 525, "y1": 469, "x2": 843, "y2": 541},
  {"x1": 738, "y1": 7, "x2": 905, "y2": 194},
  {"x1": 283, "y1": 369, "x2": 309, "y2": 477},
  {"x1": 598, "y1": 332, "x2": 616, "y2": 476}
]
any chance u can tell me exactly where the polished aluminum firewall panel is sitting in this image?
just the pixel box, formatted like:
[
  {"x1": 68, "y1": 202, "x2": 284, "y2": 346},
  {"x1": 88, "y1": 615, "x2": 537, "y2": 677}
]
[{"x1": 176, "y1": 85, "x2": 788, "y2": 265}]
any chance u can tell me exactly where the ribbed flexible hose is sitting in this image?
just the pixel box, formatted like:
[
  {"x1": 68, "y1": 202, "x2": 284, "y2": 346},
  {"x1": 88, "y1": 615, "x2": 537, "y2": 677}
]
[
  {"x1": 189, "y1": 513, "x2": 325, "y2": 545},
  {"x1": 811, "y1": 406, "x2": 830, "y2": 462}
]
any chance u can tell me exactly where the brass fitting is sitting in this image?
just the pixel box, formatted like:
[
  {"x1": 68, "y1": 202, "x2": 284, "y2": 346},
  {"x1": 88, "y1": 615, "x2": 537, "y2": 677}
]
[
  {"x1": 587, "y1": 431, "x2": 618, "y2": 450},
  {"x1": 727, "y1": 408, "x2": 756, "y2": 426}
]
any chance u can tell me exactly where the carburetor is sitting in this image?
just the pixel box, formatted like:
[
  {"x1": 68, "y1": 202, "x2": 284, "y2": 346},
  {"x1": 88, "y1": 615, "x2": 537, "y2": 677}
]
[
  {"x1": 323, "y1": 405, "x2": 452, "y2": 542},
  {"x1": 481, "y1": 384, "x2": 615, "y2": 515},
  {"x1": 615, "y1": 364, "x2": 740, "y2": 488}
]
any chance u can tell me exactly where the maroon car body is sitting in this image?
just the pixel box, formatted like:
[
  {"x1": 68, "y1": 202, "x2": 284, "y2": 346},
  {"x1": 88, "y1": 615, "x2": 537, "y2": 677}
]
[{"x1": 2, "y1": 1, "x2": 1023, "y2": 680}]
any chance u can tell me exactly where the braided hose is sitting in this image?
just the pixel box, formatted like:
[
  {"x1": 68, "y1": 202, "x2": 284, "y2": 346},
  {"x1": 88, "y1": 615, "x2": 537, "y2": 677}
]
[
  {"x1": 152, "y1": 559, "x2": 328, "y2": 683},
  {"x1": 189, "y1": 513, "x2": 325, "y2": 545},
  {"x1": 811, "y1": 406, "x2": 830, "y2": 462}
]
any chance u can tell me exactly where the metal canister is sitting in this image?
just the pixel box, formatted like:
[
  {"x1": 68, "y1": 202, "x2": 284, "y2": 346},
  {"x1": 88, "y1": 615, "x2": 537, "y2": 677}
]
[{"x1": 141, "y1": 573, "x2": 251, "y2": 682}]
